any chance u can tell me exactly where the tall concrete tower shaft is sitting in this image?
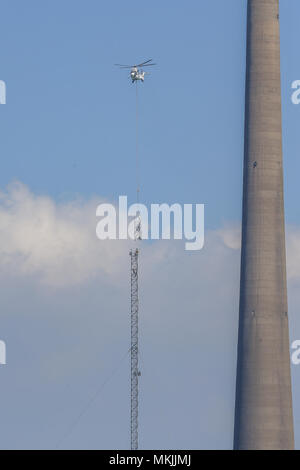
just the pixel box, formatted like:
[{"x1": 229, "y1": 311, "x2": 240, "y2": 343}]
[{"x1": 234, "y1": 0, "x2": 294, "y2": 450}]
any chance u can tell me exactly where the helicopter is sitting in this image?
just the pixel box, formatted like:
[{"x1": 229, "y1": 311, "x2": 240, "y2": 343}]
[{"x1": 115, "y1": 59, "x2": 156, "y2": 83}]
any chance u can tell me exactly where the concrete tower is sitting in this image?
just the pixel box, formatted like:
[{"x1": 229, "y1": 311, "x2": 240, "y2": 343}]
[{"x1": 234, "y1": 0, "x2": 294, "y2": 450}]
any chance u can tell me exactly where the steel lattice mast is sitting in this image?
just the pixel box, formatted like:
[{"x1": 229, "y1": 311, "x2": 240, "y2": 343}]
[{"x1": 130, "y1": 247, "x2": 140, "y2": 450}]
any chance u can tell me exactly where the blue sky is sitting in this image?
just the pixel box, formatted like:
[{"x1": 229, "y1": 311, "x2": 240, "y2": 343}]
[
  {"x1": 1, "y1": 0, "x2": 300, "y2": 227},
  {"x1": 0, "y1": 0, "x2": 300, "y2": 450}
]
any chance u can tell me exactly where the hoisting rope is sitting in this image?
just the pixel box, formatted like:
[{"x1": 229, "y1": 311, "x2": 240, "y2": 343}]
[
  {"x1": 135, "y1": 81, "x2": 142, "y2": 241},
  {"x1": 54, "y1": 347, "x2": 131, "y2": 449}
]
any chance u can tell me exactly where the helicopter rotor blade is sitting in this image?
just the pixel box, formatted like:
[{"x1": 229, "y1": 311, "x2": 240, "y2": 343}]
[
  {"x1": 136, "y1": 59, "x2": 153, "y2": 66},
  {"x1": 115, "y1": 59, "x2": 156, "y2": 68},
  {"x1": 114, "y1": 64, "x2": 134, "y2": 68}
]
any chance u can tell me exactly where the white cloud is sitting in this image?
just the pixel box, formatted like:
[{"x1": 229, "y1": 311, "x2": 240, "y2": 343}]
[
  {"x1": 0, "y1": 181, "x2": 299, "y2": 292},
  {"x1": 0, "y1": 182, "x2": 239, "y2": 288},
  {"x1": 0, "y1": 182, "x2": 132, "y2": 286},
  {"x1": 217, "y1": 224, "x2": 241, "y2": 250}
]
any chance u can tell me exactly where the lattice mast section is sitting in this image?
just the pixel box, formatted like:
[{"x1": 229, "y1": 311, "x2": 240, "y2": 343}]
[{"x1": 130, "y1": 246, "x2": 140, "y2": 450}]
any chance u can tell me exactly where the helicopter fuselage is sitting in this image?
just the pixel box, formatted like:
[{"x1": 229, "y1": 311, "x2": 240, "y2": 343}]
[{"x1": 130, "y1": 68, "x2": 145, "y2": 83}]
